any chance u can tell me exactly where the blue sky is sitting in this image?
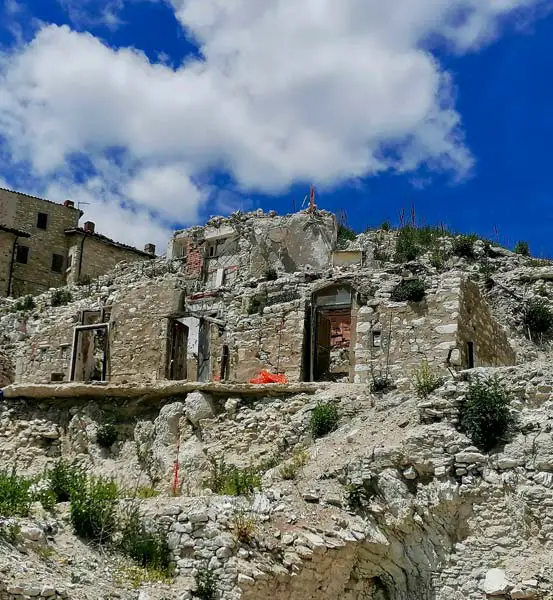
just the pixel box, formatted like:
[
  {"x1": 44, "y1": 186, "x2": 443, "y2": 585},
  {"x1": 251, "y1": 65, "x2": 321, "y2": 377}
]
[{"x1": 1, "y1": 0, "x2": 553, "y2": 255}]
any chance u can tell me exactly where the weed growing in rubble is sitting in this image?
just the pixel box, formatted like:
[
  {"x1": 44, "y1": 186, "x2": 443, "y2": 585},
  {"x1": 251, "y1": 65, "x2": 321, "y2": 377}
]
[
  {"x1": 523, "y1": 298, "x2": 553, "y2": 342},
  {"x1": 193, "y1": 566, "x2": 217, "y2": 600},
  {"x1": 70, "y1": 476, "x2": 119, "y2": 544},
  {"x1": 0, "y1": 520, "x2": 20, "y2": 544},
  {"x1": 458, "y1": 376, "x2": 515, "y2": 453},
  {"x1": 412, "y1": 360, "x2": 444, "y2": 398},
  {"x1": 0, "y1": 469, "x2": 32, "y2": 517},
  {"x1": 278, "y1": 447, "x2": 309, "y2": 480},
  {"x1": 50, "y1": 288, "x2": 73, "y2": 307},
  {"x1": 8, "y1": 295, "x2": 35, "y2": 313},
  {"x1": 205, "y1": 458, "x2": 261, "y2": 496},
  {"x1": 231, "y1": 510, "x2": 257, "y2": 544},
  {"x1": 118, "y1": 504, "x2": 171, "y2": 573},
  {"x1": 310, "y1": 402, "x2": 339, "y2": 439},
  {"x1": 390, "y1": 278, "x2": 426, "y2": 302},
  {"x1": 47, "y1": 460, "x2": 87, "y2": 503}
]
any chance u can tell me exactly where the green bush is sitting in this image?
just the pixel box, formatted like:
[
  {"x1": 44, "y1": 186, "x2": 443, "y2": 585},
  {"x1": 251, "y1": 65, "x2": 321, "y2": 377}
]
[
  {"x1": 337, "y1": 223, "x2": 357, "y2": 248},
  {"x1": 380, "y1": 221, "x2": 391, "y2": 231},
  {"x1": 96, "y1": 423, "x2": 118, "y2": 448},
  {"x1": 0, "y1": 470, "x2": 32, "y2": 517},
  {"x1": 0, "y1": 520, "x2": 20, "y2": 544},
  {"x1": 118, "y1": 505, "x2": 171, "y2": 572},
  {"x1": 278, "y1": 448, "x2": 309, "y2": 480},
  {"x1": 411, "y1": 360, "x2": 443, "y2": 398},
  {"x1": 523, "y1": 298, "x2": 553, "y2": 340},
  {"x1": 310, "y1": 402, "x2": 339, "y2": 438},
  {"x1": 28, "y1": 480, "x2": 56, "y2": 511},
  {"x1": 452, "y1": 235, "x2": 475, "y2": 259},
  {"x1": 51, "y1": 289, "x2": 73, "y2": 307},
  {"x1": 514, "y1": 241, "x2": 530, "y2": 256},
  {"x1": 9, "y1": 295, "x2": 35, "y2": 313},
  {"x1": 390, "y1": 279, "x2": 426, "y2": 302},
  {"x1": 47, "y1": 460, "x2": 86, "y2": 503},
  {"x1": 193, "y1": 567, "x2": 217, "y2": 600},
  {"x1": 394, "y1": 226, "x2": 421, "y2": 262},
  {"x1": 205, "y1": 458, "x2": 261, "y2": 496},
  {"x1": 70, "y1": 477, "x2": 119, "y2": 544},
  {"x1": 458, "y1": 377, "x2": 514, "y2": 452}
]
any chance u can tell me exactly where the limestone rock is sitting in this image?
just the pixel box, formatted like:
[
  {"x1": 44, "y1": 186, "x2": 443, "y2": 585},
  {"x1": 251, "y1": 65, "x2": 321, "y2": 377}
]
[
  {"x1": 482, "y1": 569, "x2": 511, "y2": 596},
  {"x1": 185, "y1": 391, "x2": 215, "y2": 426}
]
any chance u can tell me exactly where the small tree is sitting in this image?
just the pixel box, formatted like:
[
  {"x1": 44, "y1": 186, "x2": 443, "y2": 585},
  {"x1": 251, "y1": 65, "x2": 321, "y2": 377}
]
[
  {"x1": 452, "y1": 236, "x2": 475, "y2": 259},
  {"x1": 514, "y1": 241, "x2": 530, "y2": 256},
  {"x1": 458, "y1": 377, "x2": 514, "y2": 452}
]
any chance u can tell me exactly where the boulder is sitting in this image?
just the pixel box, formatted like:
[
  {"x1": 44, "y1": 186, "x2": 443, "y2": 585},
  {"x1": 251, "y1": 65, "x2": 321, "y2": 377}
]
[{"x1": 185, "y1": 391, "x2": 215, "y2": 426}]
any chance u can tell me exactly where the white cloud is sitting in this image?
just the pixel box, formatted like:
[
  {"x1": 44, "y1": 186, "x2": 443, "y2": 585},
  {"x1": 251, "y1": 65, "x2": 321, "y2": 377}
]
[{"x1": 0, "y1": 0, "x2": 549, "y2": 248}]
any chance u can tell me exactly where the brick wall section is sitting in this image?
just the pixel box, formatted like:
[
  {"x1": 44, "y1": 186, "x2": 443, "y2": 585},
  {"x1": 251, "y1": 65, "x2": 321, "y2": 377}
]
[
  {"x1": 457, "y1": 278, "x2": 516, "y2": 368},
  {"x1": 0, "y1": 190, "x2": 81, "y2": 297},
  {"x1": 66, "y1": 234, "x2": 150, "y2": 285},
  {"x1": 0, "y1": 232, "x2": 15, "y2": 297},
  {"x1": 185, "y1": 239, "x2": 204, "y2": 278}
]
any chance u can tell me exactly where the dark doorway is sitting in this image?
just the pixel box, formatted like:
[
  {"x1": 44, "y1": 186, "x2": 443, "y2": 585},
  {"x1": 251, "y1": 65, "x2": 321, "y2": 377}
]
[
  {"x1": 197, "y1": 319, "x2": 211, "y2": 382},
  {"x1": 70, "y1": 324, "x2": 109, "y2": 382},
  {"x1": 168, "y1": 320, "x2": 188, "y2": 380},
  {"x1": 467, "y1": 341, "x2": 475, "y2": 369},
  {"x1": 310, "y1": 284, "x2": 353, "y2": 382}
]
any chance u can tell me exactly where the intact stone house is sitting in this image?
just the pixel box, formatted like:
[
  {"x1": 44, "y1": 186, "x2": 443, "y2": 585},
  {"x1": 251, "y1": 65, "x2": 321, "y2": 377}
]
[
  {"x1": 0, "y1": 187, "x2": 156, "y2": 297},
  {"x1": 5, "y1": 208, "x2": 516, "y2": 387}
]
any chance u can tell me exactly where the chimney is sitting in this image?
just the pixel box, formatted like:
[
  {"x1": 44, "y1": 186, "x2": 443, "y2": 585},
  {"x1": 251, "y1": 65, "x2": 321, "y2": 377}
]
[
  {"x1": 64, "y1": 200, "x2": 75, "y2": 208},
  {"x1": 144, "y1": 243, "x2": 156, "y2": 255},
  {"x1": 83, "y1": 221, "x2": 95, "y2": 234}
]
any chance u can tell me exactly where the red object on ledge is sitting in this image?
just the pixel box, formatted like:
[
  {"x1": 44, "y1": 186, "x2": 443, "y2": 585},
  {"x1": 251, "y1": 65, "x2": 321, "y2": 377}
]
[{"x1": 249, "y1": 370, "x2": 288, "y2": 384}]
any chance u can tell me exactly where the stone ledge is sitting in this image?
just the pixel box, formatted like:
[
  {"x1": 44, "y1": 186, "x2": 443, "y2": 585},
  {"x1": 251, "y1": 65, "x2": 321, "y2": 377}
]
[{"x1": 0, "y1": 380, "x2": 347, "y2": 401}]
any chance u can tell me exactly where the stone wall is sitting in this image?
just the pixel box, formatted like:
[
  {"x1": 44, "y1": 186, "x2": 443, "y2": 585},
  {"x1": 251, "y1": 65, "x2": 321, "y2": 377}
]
[
  {"x1": 0, "y1": 347, "x2": 13, "y2": 386},
  {"x1": 354, "y1": 273, "x2": 462, "y2": 385},
  {"x1": 6, "y1": 191, "x2": 81, "y2": 297},
  {"x1": 66, "y1": 233, "x2": 151, "y2": 285},
  {"x1": 457, "y1": 278, "x2": 516, "y2": 368},
  {"x1": 10, "y1": 275, "x2": 184, "y2": 384},
  {"x1": 0, "y1": 231, "x2": 15, "y2": 297}
]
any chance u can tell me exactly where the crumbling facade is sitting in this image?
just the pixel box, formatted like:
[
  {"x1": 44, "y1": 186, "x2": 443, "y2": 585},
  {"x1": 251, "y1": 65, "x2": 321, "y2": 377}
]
[
  {"x1": 0, "y1": 187, "x2": 155, "y2": 297},
  {"x1": 2, "y1": 208, "x2": 516, "y2": 387}
]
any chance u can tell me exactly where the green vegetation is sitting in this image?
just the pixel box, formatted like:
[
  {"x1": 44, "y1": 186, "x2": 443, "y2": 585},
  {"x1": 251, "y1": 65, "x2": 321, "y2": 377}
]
[
  {"x1": 118, "y1": 505, "x2": 171, "y2": 572},
  {"x1": 51, "y1": 289, "x2": 73, "y2": 307},
  {"x1": 205, "y1": 458, "x2": 261, "y2": 496},
  {"x1": 514, "y1": 241, "x2": 530, "y2": 256},
  {"x1": 452, "y1": 235, "x2": 476, "y2": 259},
  {"x1": 193, "y1": 567, "x2": 217, "y2": 600},
  {"x1": 9, "y1": 295, "x2": 35, "y2": 313},
  {"x1": 0, "y1": 470, "x2": 32, "y2": 517},
  {"x1": 231, "y1": 511, "x2": 257, "y2": 544},
  {"x1": 337, "y1": 223, "x2": 357, "y2": 248},
  {"x1": 369, "y1": 376, "x2": 394, "y2": 394},
  {"x1": 411, "y1": 360, "x2": 443, "y2": 398},
  {"x1": 310, "y1": 402, "x2": 339, "y2": 439},
  {"x1": 278, "y1": 447, "x2": 309, "y2": 480},
  {"x1": 47, "y1": 460, "x2": 86, "y2": 503},
  {"x1": 69, "y1": 477, "x2": 119, "y2": 545},
  {"x1": 264, "y1": 267, "x2": 278, "y2": 281},
  {"x1": 458, "y1": 376, "x2": 514, "y2": 452},
  {"x1": 394, "y1": 225, "x2": 448, "y2": 263},
  {"x1": 390, "y1": 278, "x2": 426, "y2": 302},
  {"x1": 96, "y1": 422, "x2": 118, "y2": 449},
  {"x1": 523, "y1": 298, "x2": 553, "y2": 341}
]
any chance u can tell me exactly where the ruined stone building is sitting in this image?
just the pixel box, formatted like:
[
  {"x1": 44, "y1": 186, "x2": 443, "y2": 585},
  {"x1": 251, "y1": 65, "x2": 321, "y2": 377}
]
[
  {"x1": 0, "y1": 187, "x2": 156, "y2": 297},
  {"x1": 2, "y1": 208, "x2": 515, "y2": 387}
]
